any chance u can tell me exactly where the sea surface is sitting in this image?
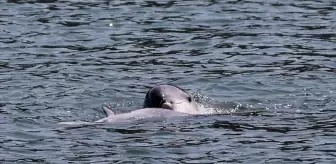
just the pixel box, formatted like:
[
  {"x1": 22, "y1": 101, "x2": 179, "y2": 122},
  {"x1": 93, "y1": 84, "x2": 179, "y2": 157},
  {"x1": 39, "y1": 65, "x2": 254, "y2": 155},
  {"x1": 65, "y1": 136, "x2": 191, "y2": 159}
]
[{"x1": 1, "y1": 0, "x2": 335, "y2": 163}]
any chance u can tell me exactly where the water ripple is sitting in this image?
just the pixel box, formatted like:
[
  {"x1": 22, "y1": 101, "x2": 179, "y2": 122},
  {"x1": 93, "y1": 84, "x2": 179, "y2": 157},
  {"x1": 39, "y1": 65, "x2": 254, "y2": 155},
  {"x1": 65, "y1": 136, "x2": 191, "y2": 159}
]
[{"x1": 1, "y1": 0, "x2": 335, "y2": 163}]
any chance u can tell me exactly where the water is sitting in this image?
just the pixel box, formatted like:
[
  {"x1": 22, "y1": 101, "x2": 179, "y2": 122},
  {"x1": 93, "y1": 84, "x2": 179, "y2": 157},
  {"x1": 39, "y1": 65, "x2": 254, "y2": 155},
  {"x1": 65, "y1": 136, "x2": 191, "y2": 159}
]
[{"x1": 1, "y1": 0, "x2": 335, "y2": 163}]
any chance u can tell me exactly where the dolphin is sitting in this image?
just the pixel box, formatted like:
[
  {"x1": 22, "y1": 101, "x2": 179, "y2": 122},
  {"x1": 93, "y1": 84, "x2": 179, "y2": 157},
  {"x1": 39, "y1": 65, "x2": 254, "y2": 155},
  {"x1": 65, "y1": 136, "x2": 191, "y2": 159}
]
[{"x1": 58, "y1": 84, "x2": 200, "y2": 125}]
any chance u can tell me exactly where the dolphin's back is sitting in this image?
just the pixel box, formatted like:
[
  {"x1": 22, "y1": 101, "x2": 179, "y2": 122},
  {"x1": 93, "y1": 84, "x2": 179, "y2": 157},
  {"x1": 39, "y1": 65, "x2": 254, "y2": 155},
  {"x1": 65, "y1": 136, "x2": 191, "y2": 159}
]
[{"x1": 95, "y1": 108, "x2": 189, "y2": 123}]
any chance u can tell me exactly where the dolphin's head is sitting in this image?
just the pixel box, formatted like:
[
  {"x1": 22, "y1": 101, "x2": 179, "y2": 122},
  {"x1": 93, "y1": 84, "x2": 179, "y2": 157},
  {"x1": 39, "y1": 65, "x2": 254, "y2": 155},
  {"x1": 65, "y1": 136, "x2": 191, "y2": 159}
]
[{"x1": 143, "y1": 85, "x2": 199, "y2": 114}]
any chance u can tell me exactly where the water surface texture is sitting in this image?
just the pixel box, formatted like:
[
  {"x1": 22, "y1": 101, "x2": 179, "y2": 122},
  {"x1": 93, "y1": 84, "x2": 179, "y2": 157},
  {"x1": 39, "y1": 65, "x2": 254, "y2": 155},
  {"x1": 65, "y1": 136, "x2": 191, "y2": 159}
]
[{"x1": 1, "y1": 0, "x2": 336, "y2": 163}]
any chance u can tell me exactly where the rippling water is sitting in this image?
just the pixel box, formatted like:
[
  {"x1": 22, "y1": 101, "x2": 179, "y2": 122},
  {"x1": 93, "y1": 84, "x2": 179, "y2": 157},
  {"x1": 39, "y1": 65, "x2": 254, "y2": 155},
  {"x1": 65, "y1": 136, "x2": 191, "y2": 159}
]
[{"x1": 1, "y1": 0, "x2": 335, "y2": 163}]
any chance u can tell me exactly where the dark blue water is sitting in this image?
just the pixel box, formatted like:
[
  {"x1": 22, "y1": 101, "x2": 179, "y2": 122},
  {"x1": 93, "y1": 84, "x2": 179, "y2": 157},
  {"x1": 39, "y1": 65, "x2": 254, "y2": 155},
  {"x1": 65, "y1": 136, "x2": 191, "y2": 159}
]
[{"x1": 1, "y1": 0, "x2": 335, "y2": 163}]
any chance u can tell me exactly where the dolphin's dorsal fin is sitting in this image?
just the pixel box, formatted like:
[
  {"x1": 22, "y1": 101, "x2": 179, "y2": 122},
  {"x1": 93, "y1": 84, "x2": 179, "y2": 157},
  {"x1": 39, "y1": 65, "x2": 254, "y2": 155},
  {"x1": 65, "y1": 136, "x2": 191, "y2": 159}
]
[{"x1": 102, "y1": 104, "x2": 115, "y2": 116}]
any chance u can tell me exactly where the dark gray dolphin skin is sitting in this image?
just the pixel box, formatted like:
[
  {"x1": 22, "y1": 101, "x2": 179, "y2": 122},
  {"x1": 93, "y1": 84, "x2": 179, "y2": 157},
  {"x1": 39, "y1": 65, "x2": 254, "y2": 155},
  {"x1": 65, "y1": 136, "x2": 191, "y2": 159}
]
[{"x1": 143, "y1": 84, "x2": 200, "y2": 114}]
